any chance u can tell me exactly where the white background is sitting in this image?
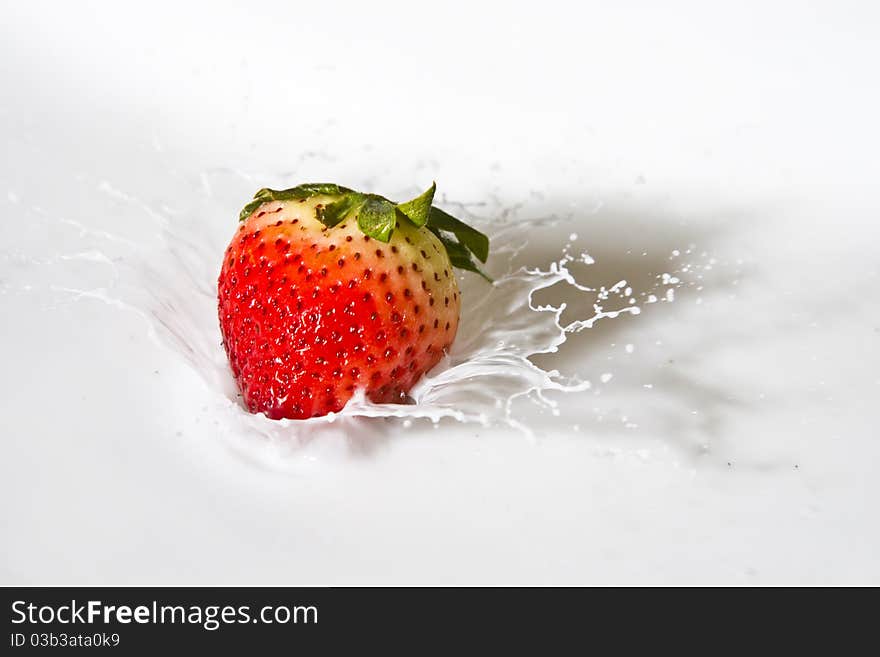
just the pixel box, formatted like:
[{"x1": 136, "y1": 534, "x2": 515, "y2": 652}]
[{"x1": 2, "y1": 0, "x2": 879, "y2": 584}]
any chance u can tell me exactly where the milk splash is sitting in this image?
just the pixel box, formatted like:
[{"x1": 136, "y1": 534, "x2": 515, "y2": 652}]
[{"x1": 7, "y1": 170, "x2": 692, "y2": 460}]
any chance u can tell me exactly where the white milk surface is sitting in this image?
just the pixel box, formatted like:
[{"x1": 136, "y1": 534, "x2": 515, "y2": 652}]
[{"x1": 2, "y1": 1, "x2": 879, "y2": 584}]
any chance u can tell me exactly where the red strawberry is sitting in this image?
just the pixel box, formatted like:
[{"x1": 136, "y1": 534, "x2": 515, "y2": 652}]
[{"x1": 218, "y1": 182, "x2": 490, "y2": 420}]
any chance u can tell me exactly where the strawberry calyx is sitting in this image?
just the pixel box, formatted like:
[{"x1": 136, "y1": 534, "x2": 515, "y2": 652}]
[{"x1": 239, "y1": 182, "x2": 491, "y2": 280}]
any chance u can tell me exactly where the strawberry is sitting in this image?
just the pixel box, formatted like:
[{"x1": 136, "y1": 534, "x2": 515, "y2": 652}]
[{"x1": 218, "y1": 182, "x2": 490, "y2": 420}]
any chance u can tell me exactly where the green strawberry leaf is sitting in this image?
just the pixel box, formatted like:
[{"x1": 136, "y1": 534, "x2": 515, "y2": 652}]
[
  {"x1": 357, "y1": 195, "x2": 397, "y2": 242},
  {"x1": 316, "y1": 193, "x2": 364, "y2": 227},
  {"x1": 431, "y1": 231, "x2": 492, "y2": 281},
  {"x1": 238, "y1": 198, "x2": 265, "y2": 221},
  {"x1": 395, "y1": 181, "x2": 436, "y2": 227},
  {"x1": 238, "y1": 183, "x2": 352, "y2": 222},
  {"x1": 427, "y1": 206, "x2": 490, "y2": 263},
  {"x1": 289, "y1": 182, "x2": 351, "y2": 198}
]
